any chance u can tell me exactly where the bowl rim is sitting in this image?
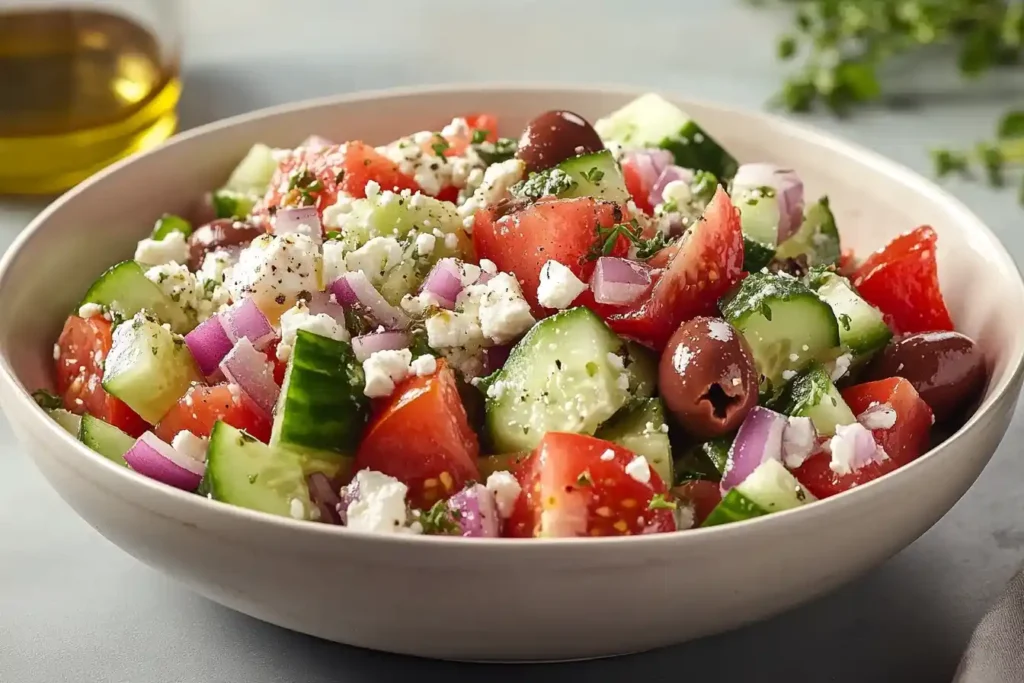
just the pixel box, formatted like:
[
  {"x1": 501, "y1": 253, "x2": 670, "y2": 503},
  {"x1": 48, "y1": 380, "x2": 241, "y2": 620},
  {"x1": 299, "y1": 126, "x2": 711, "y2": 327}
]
[{"x1": 3, "y1": 81, "x2": 1023, "y2": 550}]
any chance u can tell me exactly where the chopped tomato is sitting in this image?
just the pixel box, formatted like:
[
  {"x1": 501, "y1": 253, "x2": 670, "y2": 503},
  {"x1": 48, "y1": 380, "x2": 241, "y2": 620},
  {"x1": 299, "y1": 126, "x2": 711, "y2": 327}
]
[
  {"x1": 606, "y1": 187, "x2": 744, "y2": 350},
  {"x1": 258, "y1": 141, "x2": 419, "y2": 221},
  {"x1": 837, "y1": 248, "x2": 857, "y2": 277},
  {"x1": 354, "y1": 359, "x2": 480, "y2": 510},
  {"x1": 621, "y1": 156, "x2": 654, "y2": 215},
  {"x1": 263, "y1": 340, "x2": 289, "y2": 385},
  {"x1": 852, "y1": 226, "x2": 953, "y2": 335},
  {"x1": 442, "y1": 113, "x2": 499, "y2": 157},
  {"x1": 434, "y1": 185, "x2": 461, "y2": 204},
  {"x1": 472, "y1": 197, "x2": 631, "y2": 313},
  {"x1": 793, "y1": 378, "x2": 933, "y2": 499},
  {"x1": 154, "y1": 384, "x2": 272, "y2": 444},
  {"x1": 672, "y1": 480, "x2": 722, "y2": 527},
  {"x1": 54, "y1": 315, "x2": 147, "y2": 437},
  {"x1": 506, "y1": 433, "x2": 675, "y2": 538}
]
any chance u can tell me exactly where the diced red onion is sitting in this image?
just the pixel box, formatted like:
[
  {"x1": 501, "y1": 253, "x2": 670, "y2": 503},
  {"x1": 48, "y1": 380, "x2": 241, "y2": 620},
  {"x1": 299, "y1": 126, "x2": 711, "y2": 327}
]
[
  {"x1": 337, "y1": 478, "x2": 361, "y2": 526},
  {"x1": 308, "y1": 472, "x2": 342, "y2": 524},
  {"x1": 219, "y1": 338, "x2": 280, "y2": 415},
  {"x1": 857, "y1": 402, "x2": 897, "y2": 431},
  {"x1": 300, "y1": 135, "x2": 334, "y2": 150},
  {"x1": 421, "y1": 258, "x2": 463, "y2": 308},
  {"x1": 123, "y1": 432, "x2": 205, "y2": 491},
  {"x1": 590, "y1": 257, "x2": 652, "y2": 306},
  {"x1": 274, "y1": 206, "x2": 322, "y2": 245},
  {"x1": 221, "y1": 298, "x2": 276, "y2": 351},
  {"x1": 781, "y1": 416, "x2": 816, "y2": 470},
  {"x1": 330, "y1": 271, "x2": 411, "y2": 330},
  {"x1": 624, "y1": 150, "x2": 662, "y2": 196},
  {"x1": 446, "y1": 484, "x2": 500, "y2": 538},
  {"x1": 184, "y1": 315, "x2": 234, "y2": 377},
  {"x1": 721, "y1": 406, "x2": 787, "y2": 494},
  {"x1": 648, "y1": 165, "x2": 695, "y2": 210},
  {"x1": 351, "y1": 330, "x2": 411, "y2": 363},
  {"x1": 731, "y1": 163, "x2": 805, "y2": 243},
  {"x1": 481, "y1": 344, "x2": 512, "y2": 376},
  {"x1": 305, "y1": 290, "x2": 347, "y2": 327}
]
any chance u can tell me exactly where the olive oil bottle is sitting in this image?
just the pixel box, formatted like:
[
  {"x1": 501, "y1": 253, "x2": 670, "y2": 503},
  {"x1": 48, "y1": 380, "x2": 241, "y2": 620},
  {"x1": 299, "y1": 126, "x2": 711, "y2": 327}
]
[{"x1": 0, "y1": 7, "x2": 181, "y2": 195}]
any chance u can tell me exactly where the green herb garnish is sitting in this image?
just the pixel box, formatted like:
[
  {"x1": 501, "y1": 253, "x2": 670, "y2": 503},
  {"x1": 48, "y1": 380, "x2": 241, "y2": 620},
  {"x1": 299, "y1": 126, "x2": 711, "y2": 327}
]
[
  {"x1": 32, "y1": 389, "x2": 63, "y2": 411},
  {"x1": 581, "y1": 167, "x2": 605, "y2": 183},
  {"x1": 474, "y1": 137, "x2": 517, "y2": 165},
  {"x1": 648, "y1": 493, "x2": 678, "y2": 511},
  {"x1": 471, "y1": 129, "x2": 489, "y2": 145},
  {"x1": 588, "y1": 218, "x2": 668, "y2": 260},
  {"x1": 512, "y1": 168, "x2": 578, "y2": 201},
  {"x1": 417, "y1": 499, "x2": 461, "y2": 535},
  {"x1": 838, "y1": 313, "x2": 852, "y2": 331},
  {"x1": 431, "y1": 135, "x2": 450, "y2": 158}
]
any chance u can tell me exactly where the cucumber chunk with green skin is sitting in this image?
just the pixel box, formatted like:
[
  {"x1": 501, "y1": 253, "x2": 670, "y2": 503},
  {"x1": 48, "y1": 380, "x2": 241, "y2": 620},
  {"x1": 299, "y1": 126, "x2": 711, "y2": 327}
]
[
  {"x1": 102, "y1": 314, "x2": 203, "y2": 424},
  {"x1": 151, "y1": 214, "x2": 192, "y2": 240},
  {"x1": 720, "y1": 272, "x2": 840, "y2": 396},
  {"x1": 702, "y1": 488, "x2": 769, "y2": 527},
  {"x1": 205, "y1": 421, "x2": 314, "y2": 520},
  {"x1": 271, "y1": 330, "x2": 368, "y2": 471},
  {"x1": 742, "y1": 236, "x2": 776, "y2": 273},
  {"x1": 735, "y1": 187, "x2": 780, "y2": 247},
  {"x1": 774, "y1": 197, "x2": 840, "y2": 267},
  {"x1": 810, "y1": 270, "x2": 892, "y2": 362},
  {"x1": 80, "y1": 260, "x2": 194, "y2": 333},
  {"x1": 223, "y1": 143, "x2": 278, "y2": 195},
  {"x1": 555, "y1": 150, "x2": 630, "y2": 203},
  {"x1": 596, "y1": 398, "x2": 673, "y2": 486},
  {"x1": 212, "y1": 190, "x2": 258, "y2": 220},
  {"x1": 595, "y1": 93, "x2": 739, "y2": 179},
  {"x1": 485, "y1": 307, "x2": 631, "y2": 453},
  {"x1": 673, "y1": 435, "x2": 732, "y2": 484},
  {"x1": 734, "y1": 458, "x2": 815, "y2": 513},
  {"x1": 78, "y1": 414, "x2": 133, "y2": 466},
  {"x1": 48, "y1": 409, "x2": 81, "y2": 436},
  {"x1": 772, "y1": 362, "x2": 856, "y2": 437},
  {"x1": 624, "y1": 341, "x2": 658, "y2": 399}
]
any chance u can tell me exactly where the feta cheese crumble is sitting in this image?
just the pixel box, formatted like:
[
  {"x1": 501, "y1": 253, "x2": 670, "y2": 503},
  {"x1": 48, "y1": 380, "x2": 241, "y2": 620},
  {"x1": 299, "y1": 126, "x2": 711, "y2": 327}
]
[
  {"x1": 345, "y1": 470, "x2": 411, "y2": 534},
  {"x1": 415, "y1": 232, "x2": 436, "y2": 257},
  {"x1": 171, "y1": 431, "x2": 209, "y2": 464},
  {"x1": 134, "y1": 231, "x2": 189, "y2": 267},
  {"x1": 829, "y1": 352, "x2": 853, "y2": 382},
  {"x1": 410, "y1": 354, "x2": 437, "y2": 377},
  {"x1": 277, "y1": 301, "x2": 350, "y2": 361},
  {"x1": 781, "y1": 416, "x2": 816, "y2": 469},
  {"x1": 476, "y1": 273, "x2": 535, "y2": 343},
  {"x1": 537, "y1": 260, "x2": 588, "y2": 310},
  {"x1": 857, "y1": 403, "x2": 897, "y2": 430},
  {"x1": 828, "y1": 422, "x2": 888, "y2": 475},
  {"x1": 600, "y1": 449, "x2": 616, "y2": 462},
  {"x1": 78, "y1": 302, "x2": 104, "y2": 319},
  {"x1": 458, "y1": 158, "x2": 525, "y2": 219},
  {"x1": 625, "y1": 455, "x2": 652, "y2": 484},
  {"x1": 485, "y1": 470, "x2": 522, "y2": 519},
  {"x1": 362, "y1": 348, "x2": 414, "y2": 398},
  {"x1": 226, "y1": 233, "x2": 319, "y2": 315}
]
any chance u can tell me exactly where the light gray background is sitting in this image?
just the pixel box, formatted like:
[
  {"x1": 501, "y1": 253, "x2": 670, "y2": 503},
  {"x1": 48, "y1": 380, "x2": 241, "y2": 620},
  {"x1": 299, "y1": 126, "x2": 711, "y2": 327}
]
[{"x1": 3, "y1": 1, "x2": 1024, "y2": 681}]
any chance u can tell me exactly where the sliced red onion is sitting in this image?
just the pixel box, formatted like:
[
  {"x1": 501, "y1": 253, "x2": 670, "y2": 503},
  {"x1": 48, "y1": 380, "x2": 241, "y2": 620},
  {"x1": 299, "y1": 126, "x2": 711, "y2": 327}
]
[
  {"x1": 330, "y1": 271, "x2": 411, "y2": 330},
  {"x1": 828, "y1": 422, "x2": 887, "y2": 476},
  {"x1": 351, "y1": 330, "x2": 411, "y2": 363},
  {"x1": 274, "y1": 206, "x2": 322, "y2": 245},
  {"x1": 590, "y1": 257, "x2": 652, "y2": 306},
  {"x1": 305, "y1": 290, "x2": 347, "y2": 327},
  {"x1": 447, "y1": 484, "x2": 500, "y2": 538},
  {"x1": 220, "y1": 338, "x2": 280, "y2": 415},
  {"x1": 337, "y1": 478, "x2": 361, "y2": 526},
  {"x1": 300, "y1": 135, "x2": 334, "y2": 150},
  {"x1": 421, "y1": 258, "x2": 463, "y2": 308},
  {"x1": 781, "y1": 416, "x2": 816, "y2": 470},
  {"x1": 123, "y1": 432, "x2": 205, "y2": 491},
  {"x1": 221, "y1": 298, "x2": 276, "y2": 351},
  {"x1": 624, "y1": 150, "x2": 661, "y2": 196},
  {"x1": 731, "y1": 163, "x2": 805, "y2": 243},
  {"x1": 308, "y1": 472, "x2": 342, "y2": 524},
  {"x1": 481, "y1": 344, "x2": 512, "y2": 376},
  {"x1": 184, "y1": 315, "x2": 233, "y2": 377},
  {"x1": 648, "y1": 165, "x2": 695, "y2": 210},
  {"x1": 857, "y1": 402, "x2": 897, "y2": 431},
  {"x1": 721, "y1": 406, "x2": 787, "y2": 494}
]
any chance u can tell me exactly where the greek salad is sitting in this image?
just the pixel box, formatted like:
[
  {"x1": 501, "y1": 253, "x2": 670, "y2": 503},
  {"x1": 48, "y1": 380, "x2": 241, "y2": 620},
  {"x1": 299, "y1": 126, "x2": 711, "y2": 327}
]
[{"x1": 39, "y1": 93, "x2": 988, "y2": 538}]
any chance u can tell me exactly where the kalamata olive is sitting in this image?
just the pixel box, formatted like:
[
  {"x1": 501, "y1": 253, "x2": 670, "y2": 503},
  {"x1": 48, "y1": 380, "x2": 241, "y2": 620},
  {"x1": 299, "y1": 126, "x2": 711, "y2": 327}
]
[
  {"x1": 515, "y1": 110, "x2": 605, "y2": 174},
  {"x1": 187, "y1": 218, "x2": 265, "y2": 271},
  {"x1": 659, "y1": 317, "x2": 759, "y2": 439},
  {"x1": 866, "y1": 331, "x2": 986, "y2": 423}
]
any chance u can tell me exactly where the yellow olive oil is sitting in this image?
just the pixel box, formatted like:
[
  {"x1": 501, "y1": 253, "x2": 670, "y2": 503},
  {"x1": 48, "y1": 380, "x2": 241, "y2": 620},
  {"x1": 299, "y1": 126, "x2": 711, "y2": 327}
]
[{"x1": 0, "y1": 8, "x2": 180, "y2": 194}]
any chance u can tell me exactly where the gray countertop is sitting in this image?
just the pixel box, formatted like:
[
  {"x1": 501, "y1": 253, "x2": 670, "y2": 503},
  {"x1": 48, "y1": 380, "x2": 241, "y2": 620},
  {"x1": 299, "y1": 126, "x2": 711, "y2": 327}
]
[{"x1": 3, "y1": 1, "x2": 1024, "y2": 681}]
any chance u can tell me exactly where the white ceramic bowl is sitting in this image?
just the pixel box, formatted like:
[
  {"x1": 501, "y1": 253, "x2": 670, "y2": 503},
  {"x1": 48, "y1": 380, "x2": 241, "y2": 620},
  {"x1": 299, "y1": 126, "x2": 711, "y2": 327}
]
[{"x1": 1, "y1": 85, "x2": 1022, "y2": 662}]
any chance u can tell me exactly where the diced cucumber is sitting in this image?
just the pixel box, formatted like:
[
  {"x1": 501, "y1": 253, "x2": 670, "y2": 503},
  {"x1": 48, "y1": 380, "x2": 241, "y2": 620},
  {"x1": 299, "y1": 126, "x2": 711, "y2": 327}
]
[
  {"x1": 485, "y1": 307, "x2": 631, "y2": 453},
  {"x1": 743, "y1": 236, "x2": 776, "y2": 273},
  {"x1": 624, "y1": 341, "x2": 657, "y2": 399},
  {"x1": 151, "y1": 214, "x2": 192, "y2": 240},
  {"x1": 102, "y1": 313, "x2": 203, "y2": 424},
  {"x1": 271, "y1": 330, "x2": 368, "y2": 473},
  {"x1": 78, "y1": 414, "x2": 133, "y2": 466},
  {"x1": 596, "y1": 398, "x2": 673, "y2": 486},
  {"x1": 378, "y1": 244, "x2": 421, "y2": 307},
  {"x1": 810, "y1": 270, "x2": 891, "y2": 361},
  {"x1": 212, "y1": 189, "x2": 258, "y2": 220},
  {"x1": 702, "y1": 488, "x2": 768, "y2": 527},
  {"x1": 673, "y1": 435, "x2": 731, "y2": 483},
  {"x1": 80, "y1": 260, "x2": 194, "y2": 333},
  {"x1": 555, "y1": 150, "x2": 630, "y2": 203},
  {"x1": 774, "y1": 197, "x2": 840, "y2": 267},
  {"x1": 223, "y1": 143, "x2": 278, "y2": 196},
  {"x1": 48, "y1": 409, "x2": 81, "y2": 435},
  {"x1": 595, "y1": 93, "x2": 738, "y2": 179},
  {"x1": 735, "y1": 187, "x2": 780, "y2": 247},
  {"x1": 772, "y1": 362, "x2": 856, "y2": 437},
  {"x1": 720, "y1": 272, "x2": 840, "y2": 395},
  {"x1": 205, "y1": 421, "x2": 315, "y2": 520},
  {"x1": 478, "y1": 452, "x2": 530, "y2": 479},
  {"x1": 734, "y1": 458, "x2": 815, "y2": 512}
]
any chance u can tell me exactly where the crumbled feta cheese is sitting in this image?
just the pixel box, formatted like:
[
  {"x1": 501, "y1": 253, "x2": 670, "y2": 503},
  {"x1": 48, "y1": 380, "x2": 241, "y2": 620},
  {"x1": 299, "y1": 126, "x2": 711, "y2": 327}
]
[
  {"x1": 662, "y1": 179, "x2": 693, "y2": 206},
  {"x1": 781, "y1": 416, "x2": 816, "y2": 469},
  {"x1": 858, "y1": 403, "x2": 897, "y2": 430},
  {"x1": 441, "y1": 117, "x2": 470, "y2": 139},
  {"x1": 134, "y1": 231, "x2": 189, "y2": 266},
  {"x1": 781, "y1": 369, "x2": 797, "y2": 381},
  {"x1": 830, "y1": 352, "x2": 853, "y2": 382},
  {"x1": 226, "y1": 233, "x2": 319, "y2": 315},
  {"x1": 344, "y1": 237, "x2": 404, "y2": 285},
  {"x1": 289, "y1": 498, "x2": 306, "y2": 520},
  {"x1": 444, "y1": 232, "x2": 459, "y2": 250},
  {"x1": 828, "y1": 422, "x2": 888, "y2": 475},
  {"x1": 321, "y1": 239, "x2": 347, "y2": 286},
  {"x1": 706, "y1": 319, "x2": 733, "y2": 342},
  {"x1": 171, "y1": 431, "x2": 209, "y2": 464},
  {"x1": 362, "y1": 348, "x2": 414, "y2": 398},
  {"x1": 345, "y1": 470, "x2": 410, "y2": 533},
  {"x1": 198, "y1": 250, "x2": 233, "y2": 285},
  {"x1": 364, "y1": 180, "x2": 381, "y2": 198},
  {"x1": 479, "y1": 259, "x2": 497, "y2": 275},
  {"x1": 477, "y1": 273, "x2": 535, "y2": 343},
  {"x1": 276, "y1": 301, "x2": 350, "y2": 361},
  {"x1": 410, "y1": 354, "x2": 437, "y2": 377},
  {"x1": 600, "y1": 449, "x2": 616, "y2": 462},
  {"x1": 486, "y1": 470, "x2": 522, "y2": 519},
  {"x1": 607, "y1": 352, "x2": 625, "y2": 370},
  {"x1": 321, "y1": 195, "x2": 355, "y2": 229},
  {"x1": 537, "y1": 260, "x2": 588, "y2": 310},
  {"x1": 400, "y1": 291, "x2": 445, "y2": 317},
  {"x1": 415, "y1": 232, "x2": 436, "y2": 256},
  {"x1": 625, "y1": 455, "x2": 652, "y2": 484},
  {"x1": 146, "y1": 262, "x2": 199, "y2": 314},
  {"x1": 425, "y1": 307, "x2": 483, "y2": 349},
  {"x1": 459, "y1": 262, "x2": 482, "y2": 286},
  {"x1": 486, "y1": 380, "x2": 507, "y2": 400},
  {"x1": 78, "y1": 302, "x2": 104, "y2": 319},
  {"x1": 458, "y1": 158, "x2": 526, "y2": 218},
  {"x1": 617, "y1": 372, "x2": 630, "y2": 391},
  {"x1": 674, "y1": 504, "x2": 696, "y2": 531},
  {"x1": 52, "y1": 343, "x2": 60, "y2": 361}
]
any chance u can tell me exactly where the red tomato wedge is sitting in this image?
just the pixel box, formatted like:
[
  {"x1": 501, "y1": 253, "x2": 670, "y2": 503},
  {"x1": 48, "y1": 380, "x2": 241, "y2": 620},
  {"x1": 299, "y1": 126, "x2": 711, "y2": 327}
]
[
  {"x1": 54, "y1": 315, "x2": 148, "y2": 437},
  {"x1": 506, "y1": 433, "x2": 675, "y2": 538},
  {"x1": 263, "y1": 340, "x2": 289, "y2": 386},
  {"x1": 472, "y1": 197, "x2": 632, "y2": 313},
  {"x1": 672, "y1": 480, "x2": 723, "y2": 527},
  {"x1": 621, "y1": 156, "x2": 655, "y2": 215},
  {"x1": 354, "y1": 359, "x2": 480, "y2": 510},
  {"x1": 852, "y1": 226, "x2": 953, "y2": 335},
  {"x1": 793, "y1": 378, "x2": 933, "y2": 499},
  {"x1": 605, "y1": 187, "x2": 744, "y2": 350},
  {"x1": 155, "y1": 384, "x2": 273, "y2": 444}
]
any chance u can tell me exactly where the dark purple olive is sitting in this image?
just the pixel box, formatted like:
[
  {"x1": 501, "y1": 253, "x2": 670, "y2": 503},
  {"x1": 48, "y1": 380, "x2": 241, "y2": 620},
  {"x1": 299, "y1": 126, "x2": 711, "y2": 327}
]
[
  {"x1": 187, "y1": 218, "x2": 265, "y2": 271},
  {"x1": 866, "y1": 331, "x2": 986, "y2": 423},
  {"x1": 659, "y1": 317, "x2": 759, "y2": 439},
  {"x1": 515, "y1": 110, "x2": 605, "y2": 174}
]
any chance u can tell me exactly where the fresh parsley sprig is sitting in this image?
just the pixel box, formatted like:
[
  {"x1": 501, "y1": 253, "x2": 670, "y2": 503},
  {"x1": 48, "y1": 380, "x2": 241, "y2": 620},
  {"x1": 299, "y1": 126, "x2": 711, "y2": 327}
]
[{"x1": 589, "y1": 219, "x2": 668, "y2": 260}]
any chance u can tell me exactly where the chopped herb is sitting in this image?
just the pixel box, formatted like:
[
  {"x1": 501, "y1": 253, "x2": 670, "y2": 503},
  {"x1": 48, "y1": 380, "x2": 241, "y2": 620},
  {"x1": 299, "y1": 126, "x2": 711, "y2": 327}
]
[
  {"x1": 648, "y1": 493, "x2": 678, "y2": 510},
  {"x1": 576, "y1": 471, "x2": 593, "y2": 487},
  {"x1": 587, "y1": 218, "x2": 666, "y2": 260},
  {"x1": 838, "y1": 313, "x2": 852, "y2": 331},
  {"x1": 417, "y1": 499, "x2": 460, "y2": 535},
  {"x1": 471, "y1": 129, "x2": 489, "y2": 145},
  {"x1": 431, "y1": 135, "x2": 450, "y2": 158},
  {"x1": 248, "y1": 473, "x2": 259, "y2": 484},
  {"x1": 474, "y1": 137, "x2": 517, "y2": 165},
  {"x1": 758, "y1": 299, "x2": 773, "y2": 322},
  {"x1": 512, "y1": 168, "x2": 577, "y2": 201},
  {"x1": 325, "y1": 230, "x2": 343, "y2": 241},
  {"x1": 203, "y1": 279, "x2": 219, "y2": 296},
  {"x1": 581, "y1": 167, "x2": 605, "y2": 183},
  {"x1": 32, "y1": 389, "x2": 62, "y2": 411},
  {"x1": 287, "y1": 168, "x2": 322, "y2": 207}
]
